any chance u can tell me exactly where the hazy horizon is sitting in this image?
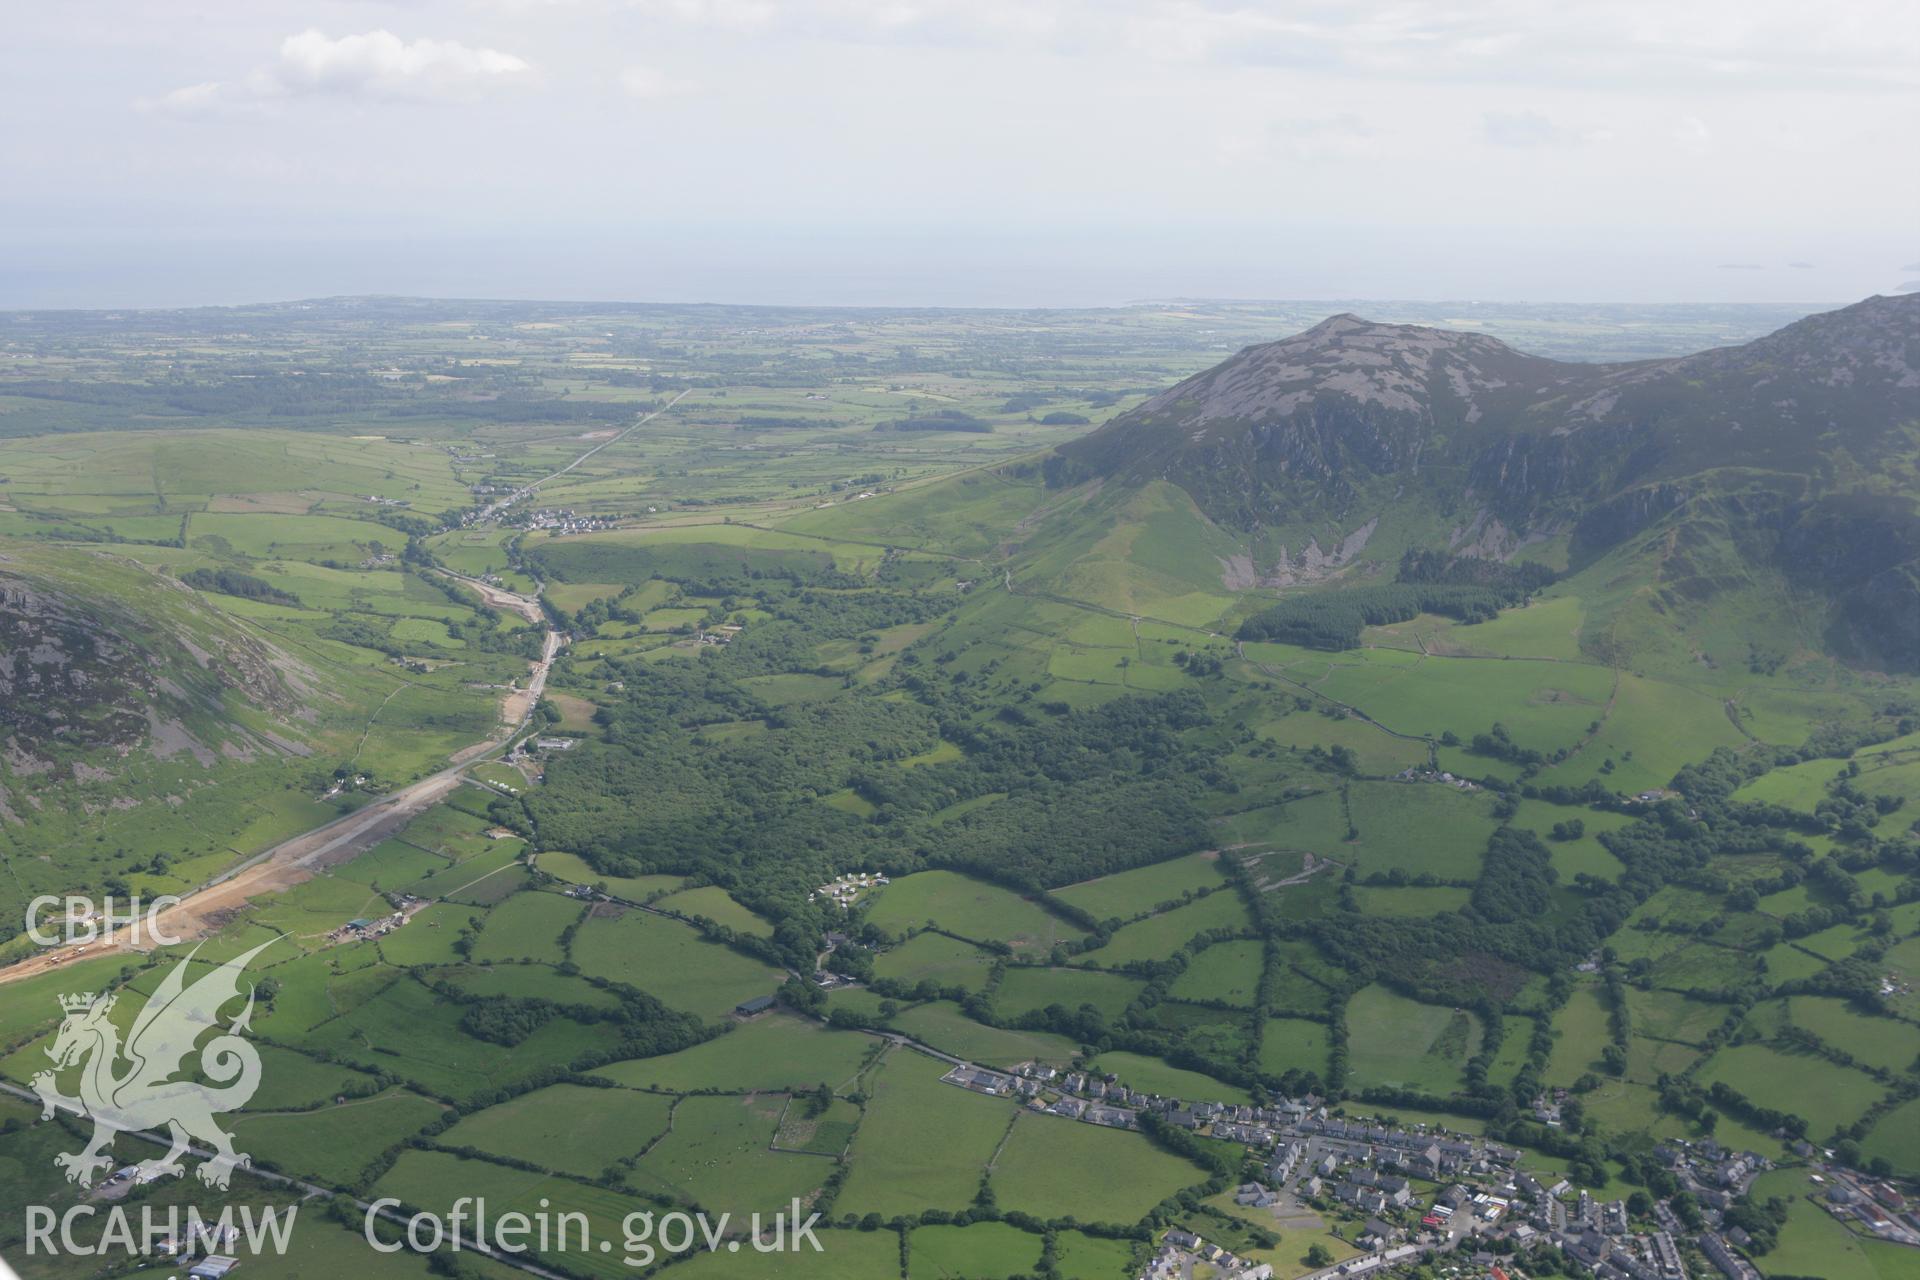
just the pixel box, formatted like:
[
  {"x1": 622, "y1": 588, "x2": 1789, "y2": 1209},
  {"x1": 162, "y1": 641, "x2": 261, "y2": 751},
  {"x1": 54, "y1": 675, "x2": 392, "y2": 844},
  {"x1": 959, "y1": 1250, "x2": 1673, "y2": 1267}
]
[
  {"x1": 0, "y1": 233, "x2": 1890, "y2": 314},
  {"x1": 5, "y1": 0, "x2": 1917, "y2": 309}
]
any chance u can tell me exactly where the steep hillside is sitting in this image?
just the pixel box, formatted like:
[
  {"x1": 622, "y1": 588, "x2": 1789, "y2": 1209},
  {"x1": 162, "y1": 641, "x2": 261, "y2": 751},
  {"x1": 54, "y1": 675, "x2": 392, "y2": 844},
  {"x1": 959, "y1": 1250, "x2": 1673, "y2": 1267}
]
[
  {"x1": 1056, "y1": 295, "x2": 1920, "y2": 670},
  {"x1": 0, "y1": 545, "x2": 331, "y2": 926},
  {"x1": 0, "y1": 547, "x2": 310, "y2": 771}
]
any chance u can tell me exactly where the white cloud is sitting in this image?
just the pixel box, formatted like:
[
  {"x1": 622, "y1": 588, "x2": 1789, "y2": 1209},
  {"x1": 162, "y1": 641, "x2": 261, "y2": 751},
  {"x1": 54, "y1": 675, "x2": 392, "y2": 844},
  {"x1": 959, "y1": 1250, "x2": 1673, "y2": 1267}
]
[
  {"x1": 1481, "y1": 110, "x2": 1612, "y2": 149},
  {"x1": 1226, "y1": 113, "x2": 1380, "y2": 163},
  {"x1": 1673, "y1": 115, "x2": 1714, "y2": 149},
  {"x1": 618, "y1": 65, "x2": 695, "y2": 97},
  {"x1": 617, "y1": 0, "x2": 1920, "y2": 90},
  {"x1": 141, "y1": 29, "x2": 532, "y2": 111},
  {"x1": 1482, "y1": 110, "x2": 1566, "y2": 148}
]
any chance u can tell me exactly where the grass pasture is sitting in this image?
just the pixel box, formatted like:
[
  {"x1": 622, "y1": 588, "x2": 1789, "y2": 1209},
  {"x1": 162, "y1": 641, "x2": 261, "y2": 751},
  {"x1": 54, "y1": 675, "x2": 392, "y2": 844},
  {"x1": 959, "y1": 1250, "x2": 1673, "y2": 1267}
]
[
  {"x1": 1749, "y1": 1168, "x2": 1920, "y2": 1280},
  {"x1": 1351, "y1": 885, "x2": 1472, "y2": 917},
  {"x1": 1081, "y1": 891, "x2": 1251, "y2": 968},
  {"x1": 1786, "y1": 996, "x2": 1920, "y2": 1075},
  {"x1": 1344, "y1": 985, "x2": 1483, "y2": 1095},
  {"x1": 375, "y1": 1150, "x2": 661, "y2": 1279},
  {"x1": 667, "y1": 1229, "x2": 903, "y2": 1279},
  {"x1": 570, "y1": 907, "x2": 785, "y2": 1020},
  {"x1": 988, "y1": 1111, "x2": 1207, "y2": 1226},
  {"x1": 624, "y1": 1093, "x2": 831, "y2": 1216},
  {"x1": 437, "y1": 1083, "x2": 673, "y2": 1179},
  {"x1": 994, "y1": 966, "x2": 1144, "y2": 1020},
  {"x1": 296, "y1": 974, "x2": 623, "y2": 1103},
  {"x1": 1258, "y1": 1017, "x2": 1332, "y2": 1081},
  {"x1": 653, "y1": 885, "x2": 775, "y2": 937},
  {"x1": 887, "y1": 1001, "x2": 1082, "y2": 1067},
  {"x1": 909, "y1": 1223, "x2": 1043, "y2": 1279},
  {"x1": 233, "y1": 1090, "x2": 445, "y2": 1187},
  {"x1": 1695, "y1": 1043, "x2": 1879, "y2": 1139},
  {"x1": 1545, "y1": 986, "x2": 1612, "y2": 1084},
  {"x1": 595, "y1": 1014, "x2": 878, "y2": 1093},
  {"x1": 836, "y1": 1050, "x2": 1013, "y2": 1219},
  {"x1": 1053, "y1": 850, "x2": 1227, "y2": 922},
  {"x1": 862, "y1": 870, "x2": 1085, "y2": 952},
  {"x1": 1086, "y1": 1050, "x2": 1253, "y2": 1105},
  {"x1": 535, "y1": 850, "x2": 686, "y2": 901},
  {"x1": 873, "y1": 930, "x2": 998, "y2": 991},
  {"x1": 1167, "y1": 939, "x2": 1264, "y2": 1006},
  {"x1": 1863, "y1": 1097, "x2": 1920, "y2": 1176},
  {"x1": 467, "y1": 889, "x2": 582, "y2": 963}
]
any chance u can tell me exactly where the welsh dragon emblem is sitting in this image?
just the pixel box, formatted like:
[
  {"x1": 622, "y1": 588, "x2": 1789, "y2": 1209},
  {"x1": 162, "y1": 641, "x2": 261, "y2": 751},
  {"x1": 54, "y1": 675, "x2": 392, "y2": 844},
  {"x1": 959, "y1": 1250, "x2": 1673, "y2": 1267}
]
[{"x1": 31, "y1": 939, "x2": 275, "y2": 1189}]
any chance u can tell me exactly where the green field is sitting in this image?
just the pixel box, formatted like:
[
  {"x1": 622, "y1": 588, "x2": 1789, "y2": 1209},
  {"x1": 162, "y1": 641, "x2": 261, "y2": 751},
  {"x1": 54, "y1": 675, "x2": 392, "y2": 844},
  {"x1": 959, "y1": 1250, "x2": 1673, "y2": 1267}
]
[
  {"x1": 994, "y1": 966, "x2": 1145, "y2": 1020},
  {"x1": 908, "y1": 1222, "x2": 1044, "y2": 1279},
  {"x1": 536, "y1": 849, "x2": 686, "y2": 901},
  {"x1": 571, "y1": 908, "x2": 786, "y2": 1019},
  {"x1": 873, "y1": 930, "x2": 999, "y2": 991},
  {"x1": 1749, "y1": 1169, "x2": 1920, "y2": 1280},
  {"x1": 654, "y1": 885, "x2": 775, "y2": 937},
  {"x1": 1696, "y1": 1042, "x2": 1881, "y2": 1138},
  {"x1": 233, "y1": 1090, "x2": 446, "y2": 1186},
  {"x1": 1862, "y1": 1096, "x2": 1920, "y2": 1175},
  {"x1": 624, "y1": 1093, "x2": 833, "y2": 1216},
  {"x1": 1167, "y1": 939, "x2": 1264, "y2": 1006},
  {"x1": 987, "y1": 1111, "x2": 1208, "y2": 1225},
  {"x1": 467, "y1": 889, "x2": 582, "y2": 963},
  {"x1": 1081, "y1": 891, "x2": 1252, "y2": 968},
  {"x1": 1345, "y1": 985, "x2": 1484, "y2": 1095},
  {"x1": 1545, "y1": 986, "x2": 1613, "y2": 1083},
  {"x1": 1086, "y1": 1050, "x2": 1253, "y2": 1105},
  {"x1": 374, "y1": 1150, "x2": 663, "y2": 1279},
  {"x1": 1258, "y1": 1016, "x2": 1333, "y2": 1081},
  {"x1": 437, "y1": 1083, "x2": 674, "y2": 1178},
  {"x1": 595, "y1": 1014, "x2": 878, "y2": 1093},
  {"x1": 863, "y1": 871, "x2": 1086, "y2": 952},
  {"x1": 1053, "y1": 850, "x2": 1229, "y2": 922},
  {"x1": 836, "y1": 1051, "x2": 1014, "y2": 1219},
  {"x1": 888, "y1": 1001, "x2": 1083, "y2": 1067},
  {"x1": 5, "y1": 296, "x2": 1918, "y2": 1269}
]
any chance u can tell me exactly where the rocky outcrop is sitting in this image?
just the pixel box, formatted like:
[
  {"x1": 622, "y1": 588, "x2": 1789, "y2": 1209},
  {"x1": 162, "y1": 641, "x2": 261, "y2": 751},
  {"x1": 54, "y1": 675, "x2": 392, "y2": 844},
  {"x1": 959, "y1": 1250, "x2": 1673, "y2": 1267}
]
[
  {"x1": 1065, "y1": 294, "x2": 1920, "y2": 534},
  {"x1": 1058, "y1": 294, "x2": 1920, "y2": 671}
]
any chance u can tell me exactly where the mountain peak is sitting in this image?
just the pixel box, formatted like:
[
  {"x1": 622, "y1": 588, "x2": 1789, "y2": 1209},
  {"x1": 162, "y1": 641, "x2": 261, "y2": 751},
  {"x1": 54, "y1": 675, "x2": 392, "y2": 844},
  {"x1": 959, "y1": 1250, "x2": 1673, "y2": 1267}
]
[
  {"x1": 1129, "y1": 310, "x2": 1559, "y2": 428},
  {"x1": 1051, "y1": 295, "x2": 1920, "y2": 670}
]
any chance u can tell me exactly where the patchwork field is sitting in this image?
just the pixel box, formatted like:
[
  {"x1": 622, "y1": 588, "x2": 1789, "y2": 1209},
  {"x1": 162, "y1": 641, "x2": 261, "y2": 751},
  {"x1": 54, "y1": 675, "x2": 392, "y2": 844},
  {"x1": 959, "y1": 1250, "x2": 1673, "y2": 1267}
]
[
  {"x1": 863, "y1": 871, "x2": 1086, "y2": 952},
  {"x1": 437, "y1": 1083, "x2": 673, "y2": 1178},
  {"x1": 594, "y1": 1014, "x2": 878, "y2": 1093},
  {"x1": 1081, "y1": 891, "x2": 1252, "y2": 968},
  {"x1": 836, "y1": 1051, "x2": 1013, "y2": 1219},
  {"x1": 1345, "y1": 985, "x2": 1484, "y2": 1094},
  {"x1": 4, "y1": 297, "x2": 1918, "y2": 1280},
  {"x1": 988, "y1": 1111, "x2": 1207, "y2": 1225},
  {"x1": 570, "y1": 908, "x2": 786, "y2": 1019}
]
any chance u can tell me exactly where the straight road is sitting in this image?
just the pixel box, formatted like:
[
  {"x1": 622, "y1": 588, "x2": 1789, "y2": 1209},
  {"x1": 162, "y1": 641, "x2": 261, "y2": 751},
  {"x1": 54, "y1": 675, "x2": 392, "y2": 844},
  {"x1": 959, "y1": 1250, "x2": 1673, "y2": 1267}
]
[{"x1": 481, "y1": 388, "x2": 687, "y2": 518}]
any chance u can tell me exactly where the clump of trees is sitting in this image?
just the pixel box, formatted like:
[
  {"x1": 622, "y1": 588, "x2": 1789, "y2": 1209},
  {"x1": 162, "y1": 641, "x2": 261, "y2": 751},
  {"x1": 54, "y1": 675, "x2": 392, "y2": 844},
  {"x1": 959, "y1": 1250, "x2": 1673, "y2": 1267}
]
[{"x1": 181, "y1": 567, "x2": 301, "y2": 607}]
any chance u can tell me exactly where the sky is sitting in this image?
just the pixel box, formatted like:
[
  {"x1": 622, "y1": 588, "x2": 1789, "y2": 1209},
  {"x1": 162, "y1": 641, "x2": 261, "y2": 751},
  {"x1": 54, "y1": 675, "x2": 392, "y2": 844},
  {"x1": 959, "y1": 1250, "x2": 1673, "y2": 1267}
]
[{"x1": 4, "y1": 0, "x2": 1919, "y2": 309}]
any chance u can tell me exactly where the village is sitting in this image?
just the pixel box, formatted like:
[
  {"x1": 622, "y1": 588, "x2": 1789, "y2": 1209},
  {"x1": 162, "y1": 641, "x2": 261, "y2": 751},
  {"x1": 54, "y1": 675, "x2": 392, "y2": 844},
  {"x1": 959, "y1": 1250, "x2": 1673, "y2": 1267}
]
[
  {"x1": 498, "y1": 506, "x2": 617, "y2": 536},
  {"x1": 930, "y1": 1056, "x2": 1881, "y2": 1280}
]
